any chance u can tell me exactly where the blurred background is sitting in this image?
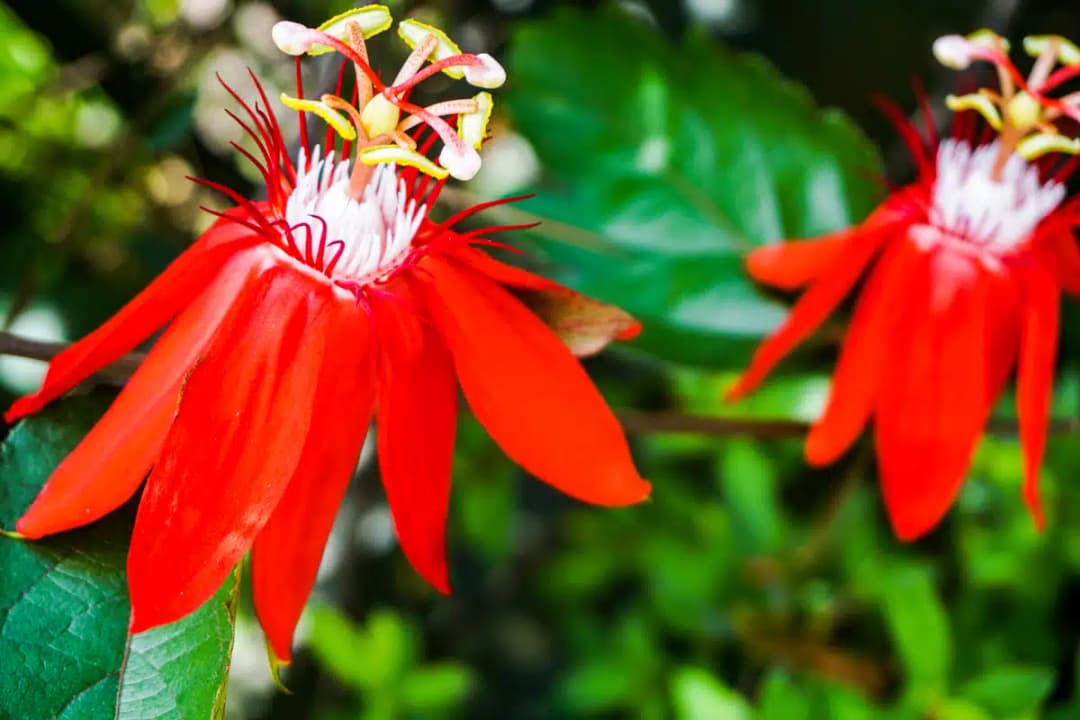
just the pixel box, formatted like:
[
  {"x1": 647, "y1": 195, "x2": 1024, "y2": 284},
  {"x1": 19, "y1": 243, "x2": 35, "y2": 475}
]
[{"x1": 0, "y1": 0, "x2": 1078, "y2": 718}]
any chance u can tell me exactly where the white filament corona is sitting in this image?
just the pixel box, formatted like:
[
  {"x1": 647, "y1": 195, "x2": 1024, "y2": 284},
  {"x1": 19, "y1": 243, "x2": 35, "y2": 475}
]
[
  {"x1": 285, "y1": 147, "x2": 426, "y2": 282},
  {"x1": 930, "y1": 139, "x2": 1065, "y2": 253}
]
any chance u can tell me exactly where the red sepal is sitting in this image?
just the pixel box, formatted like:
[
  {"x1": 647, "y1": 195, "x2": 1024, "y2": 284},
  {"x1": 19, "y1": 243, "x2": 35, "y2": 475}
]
[
  {"x1": 875, "y1": 247, "x2": 995, "y2": 539},
  {"x1": 423, "y1": 255, "x2": 650, "y2": 506},
  {"x1": 1016, "y1": 257, "x2": 1060, "y2": 530},
  {"x1": 373, "y1": 285, "x2": 458, "y2": 593},
  {"x1": 5, "y1": 211, "x2": 261, "y2": 422},
  {"x1": 251, "y1": 295, "x2": 376, "y2": 663},
  {"x1": 15, "y1": 250, "x2": 265, "y2": 538},
  {"x1": 127, "y1": 265, "x2": 333, "y2": 633}
]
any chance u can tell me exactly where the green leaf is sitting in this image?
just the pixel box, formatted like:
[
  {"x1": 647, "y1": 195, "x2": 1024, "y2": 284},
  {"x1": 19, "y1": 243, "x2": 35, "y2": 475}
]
[
  {"x1": 931, "y1": 699, "x2": 992, "y2": 720},
  {"x1": 364, "y1": 609, "x2": 416, "y2": 687},
  {"x1": 307, "y1": 604, "x2": 372, "y2": 689},
  {"x1": 117, "y1": 575, "x2": 240, "y2": 720},
  {"x1": 670, "y1": 667, "x2": 752, "y2": 720},
  {"x1": 719, "y1": 441, "x2": 784, "y2": 554},
  {"x1": 878, "y1": 565, "x2": 952, "y2": 703},
  {"x1": 308, "y1": 605, "x2": 417, "y2": 692},
  {"x1": 399, "y1": 663, "x2": 476, "y2": 712},
  {"x1": 815, "y1": 683, "x2": 874, "y2": 720},
  {"x1": 960, "y1": 666, "x2": 1054, "y2": 717},
  {"x1": 0, "y1": 392, "x2": 240, "y2": 720},
  {"x1": 560, "y1": 659, "x2": 635, "y2": 714},
  {"x1": 757, "y1": 671, "x2": 810, "y2": 720},
  {"x1": 506, "y1": 4, "x2": 882, "y2": 367}
]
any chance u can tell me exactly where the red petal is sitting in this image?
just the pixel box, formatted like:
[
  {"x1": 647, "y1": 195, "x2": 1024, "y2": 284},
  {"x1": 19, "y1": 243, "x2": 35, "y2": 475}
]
[
  {"x1": 727, "y1": 217, "x2": 903, "y2": 401},
  {"x1": 423, "y1": 256, "x2": 650, "y2": 506},
  {"x1": 452, "y1": 246, "x2": 642, "y2": 352},
  {"x1": 374, "y1": 290, "x2": 457, "y2": 593},
  {"x1": 804, "y1": 236, "x2": 922, "y2": 465},
  {"x1": 15, "y1": 251, "x2": 264, "y2": 538},
  {"x1": 1016, "y1": 258, "x2": 1060, "y2": 530},
  {"x1": 746, "y1": 230, "x2": 849, "y2": 291},
  {"x1": 1048, "y1": 231, "x2": 1080, "y2": 296},
  {"x1": 450, "y1": 246, "x2": 561, "y2": 292},
  {"x1": 5, "y1": 214, "x2": 260, "y2": 422},
  {"x1": 982, "y1": 266, "x2": 1023, "y2": 405},
  {"x1": 251, "y1": 299, "x2": 375, "y2": 664},
  {"x1": 875, "y1": 246, "x2": 994, "y2": 540},
  {"x1": 127, "y1": 265, "x2": 332, "y2": 633}
]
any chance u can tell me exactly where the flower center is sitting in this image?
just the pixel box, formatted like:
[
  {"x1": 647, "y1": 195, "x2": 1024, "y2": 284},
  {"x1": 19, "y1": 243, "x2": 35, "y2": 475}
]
[
  {"x1": 283, "y1": 148, "x2": 425, "y2": 284},
  {"x1": 194, "y1": 6, "x2": 507, "y2": 295},
  {"x1": 933, "y1": 30, "x2": 1080, "y2": 177},
  {"x1": 273, "y1": 10, "x2": 503, "y2": 188},
  {"x1": 927, "y1": 138, "x2": 1064, "y2": 254}
]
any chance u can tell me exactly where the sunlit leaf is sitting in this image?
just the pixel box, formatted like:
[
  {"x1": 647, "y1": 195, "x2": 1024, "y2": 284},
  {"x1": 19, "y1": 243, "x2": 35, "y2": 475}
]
[{"x1": 505, "y1": 4, "x2": 882, "y2": 367}]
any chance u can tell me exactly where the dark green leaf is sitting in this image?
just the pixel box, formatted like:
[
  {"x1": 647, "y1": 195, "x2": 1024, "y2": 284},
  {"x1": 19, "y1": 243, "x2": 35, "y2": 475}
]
[
  {"x1": 506, "y1": 4, "x2": 883, "y2": 367},
  {"x1": 0, "y1": 392, "x2": 239, "y2": 720}
]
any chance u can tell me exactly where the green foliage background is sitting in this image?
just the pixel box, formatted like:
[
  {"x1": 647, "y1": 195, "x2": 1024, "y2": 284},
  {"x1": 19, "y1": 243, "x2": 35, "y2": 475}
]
[{"x1": 0, "y1": 1, "x2": 1078, "y2": 719}]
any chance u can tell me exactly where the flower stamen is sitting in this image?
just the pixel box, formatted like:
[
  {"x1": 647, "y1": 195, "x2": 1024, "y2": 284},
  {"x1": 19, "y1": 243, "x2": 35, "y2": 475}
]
[
  {"x1": 934, "y1": 29, "x2": 1080, "y2": 179},
  {"x1": 271, "y1": 9, "x2": 502, "y2": 183}
]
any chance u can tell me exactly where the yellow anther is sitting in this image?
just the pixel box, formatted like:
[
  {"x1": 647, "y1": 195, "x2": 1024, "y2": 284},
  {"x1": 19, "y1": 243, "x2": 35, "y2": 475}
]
[
  {"x1": 360, "y1": 94, "x2": 401, "y2": 139},
  {"x1": 360, "y1": 144, "x2": 450, "y2": 179},
  {"x1": 398, "y1": 19, "x2": 465, "y2": 79},
  {"x1": 967, "y1": 29, "x2": 1010, "y2": 51},
  {"x1": 280, "y1": 93, "x2": 357, "y2": 141},
  {"x1": 457, "y1": 92, "x2": 493, "y2": 150},
  {"x1": 309, "y1": 4, "x2": 393, "y2": 56},
  {"x1": 1005, "y1": 91, "x2": 1043, "y2": 131},
  {"x1": 1016, "y1": 132, "x2": 1080, "y2": 160},
  {"x1": 1023, "y1": 35, "x2": 1080, "y2": 66},
  {"x1": 945, "y1": 92, "x2": 1003, "y2": 130}
]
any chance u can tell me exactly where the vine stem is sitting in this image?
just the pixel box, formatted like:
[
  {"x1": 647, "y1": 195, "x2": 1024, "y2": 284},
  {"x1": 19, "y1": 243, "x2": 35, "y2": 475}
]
[
  {"x1": 0, "y1": 331, "x2": 143, "y2": 381},
  {"x1": 1, "y1": 330, "x2": 1075, "y2": 437}
]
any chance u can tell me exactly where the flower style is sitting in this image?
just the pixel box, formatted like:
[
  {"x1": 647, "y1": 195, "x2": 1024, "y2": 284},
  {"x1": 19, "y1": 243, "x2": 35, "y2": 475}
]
[
  {"x1": 4, "y1": 5, "x2": 649, "y2": 662},
  {"x1": 729, "y1": 30, "x2": 1080, "y2": 540}
]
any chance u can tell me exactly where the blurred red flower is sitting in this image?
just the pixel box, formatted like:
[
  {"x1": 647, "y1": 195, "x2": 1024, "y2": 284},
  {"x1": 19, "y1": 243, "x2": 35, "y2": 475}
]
[
  {"x1": 4, "y1": 9, "x2": 648, "y2": 662},
  {"x1": 729, "y1": 31, "x2": 1080, "y2": 539}
]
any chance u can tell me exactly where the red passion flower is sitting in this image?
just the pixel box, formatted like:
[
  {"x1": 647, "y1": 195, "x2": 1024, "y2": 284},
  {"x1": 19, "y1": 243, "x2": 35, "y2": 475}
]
[
  {"x1": 729, "y1": 31, "x2": 1080, "y2": 540},
  {"x1": 4, "y1": 6, "x2": 650, "y2": 662}
]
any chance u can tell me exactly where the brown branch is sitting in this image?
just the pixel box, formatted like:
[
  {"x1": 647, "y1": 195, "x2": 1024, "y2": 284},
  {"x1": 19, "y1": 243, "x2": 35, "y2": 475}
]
[
  {"x1": 0, "y1": 332, "x2": 143, "y2": 382},
  {"x1": 619, "y1": 408, "x2": 1079, "y2": 437},
  {"x1": 1, "y1": 331, "x2": 1076, "y2": 437},
  {"x1": 618, "y1": 408, "x2": 809, "y2": 438}
]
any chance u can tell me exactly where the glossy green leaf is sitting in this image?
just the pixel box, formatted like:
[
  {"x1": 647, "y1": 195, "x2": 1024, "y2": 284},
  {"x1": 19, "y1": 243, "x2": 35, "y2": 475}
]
[
  {"x1": 0, "y1": 392, "x2": 240, "y2": 720},
  {"x1": 505, "y1": 4, "x2": 883, "y2": 367}
]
